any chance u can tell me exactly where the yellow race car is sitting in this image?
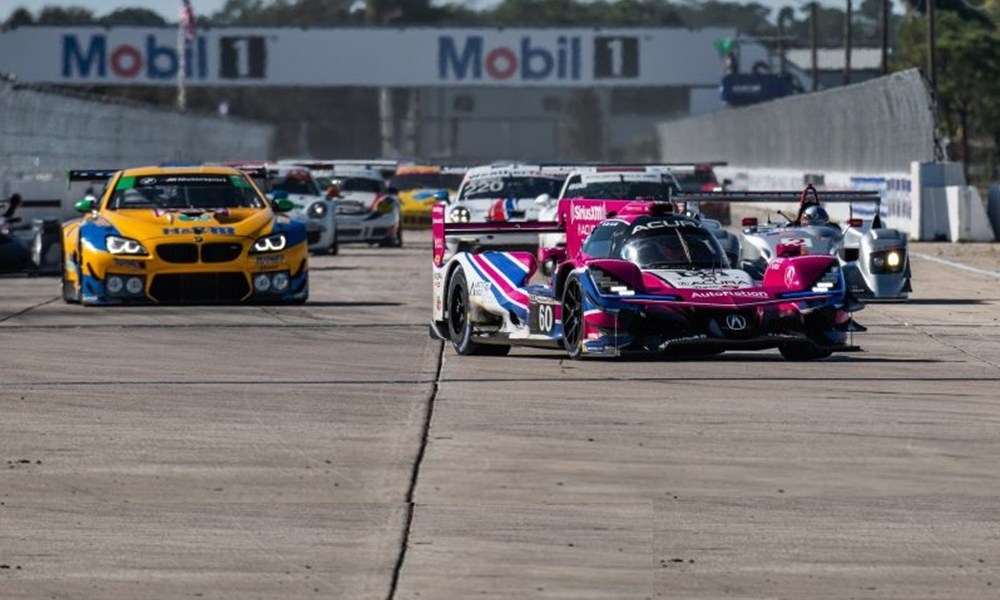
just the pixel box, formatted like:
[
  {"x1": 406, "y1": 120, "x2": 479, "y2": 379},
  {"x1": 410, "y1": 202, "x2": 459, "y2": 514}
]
[
  {"x1": 62, "y1": 165, "x2": 309, "y2": 305},
  {"x1": 390, "y1": 165, "x2": 467, "y2": 225}
]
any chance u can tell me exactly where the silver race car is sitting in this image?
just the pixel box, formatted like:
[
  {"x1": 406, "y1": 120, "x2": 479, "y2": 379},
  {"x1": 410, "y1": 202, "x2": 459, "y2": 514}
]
[{"x1": 679, "y1": 186, "x2": 911, "y2": 301}]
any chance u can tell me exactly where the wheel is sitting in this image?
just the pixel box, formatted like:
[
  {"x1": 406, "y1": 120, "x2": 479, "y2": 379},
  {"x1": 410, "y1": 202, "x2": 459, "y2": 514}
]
[
  {"x1": 561, "y1": 276, "x2": 584, "y2": 359},
  {"x1": 61, "y1": 248, "x2": 81, "y2": 303},
  {"x1": 61, "y1": 274, "x2": 79, "y2": 303},
  {"x1": 446, "y1": 270, "x2": 509, "y2": 356},
  {"x1": 327, "y1": 236, "x2": 339, "y2": 256},
  {"x1": 380, "y1": 225, "x2": 403, "y2": 248},
  {"x1": 779, "y1": 343, "x2": 832, "y2": 361}
]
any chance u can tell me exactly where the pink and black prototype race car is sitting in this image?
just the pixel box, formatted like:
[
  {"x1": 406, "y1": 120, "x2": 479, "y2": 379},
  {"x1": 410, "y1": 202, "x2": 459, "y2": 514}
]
[{"x1": 430, "y1": 193, "x2": 865, "y2": 360}]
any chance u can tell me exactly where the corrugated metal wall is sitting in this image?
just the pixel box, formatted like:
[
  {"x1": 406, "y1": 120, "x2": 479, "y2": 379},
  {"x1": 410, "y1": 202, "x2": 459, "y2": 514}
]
[{"x1": 656, "y1": 69, "x2": 935, "y2": 174}]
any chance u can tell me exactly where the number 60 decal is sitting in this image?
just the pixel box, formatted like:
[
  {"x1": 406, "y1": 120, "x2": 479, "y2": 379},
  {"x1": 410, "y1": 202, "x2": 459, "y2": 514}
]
[{"x1": 538, "y1": 304, "x2": 555, "y2": 333}]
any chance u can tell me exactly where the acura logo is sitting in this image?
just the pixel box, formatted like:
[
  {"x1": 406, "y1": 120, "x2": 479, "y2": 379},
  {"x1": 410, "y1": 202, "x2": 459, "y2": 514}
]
[{"x1": 724, "y1": 314, "x2": 747, "y2": 331}]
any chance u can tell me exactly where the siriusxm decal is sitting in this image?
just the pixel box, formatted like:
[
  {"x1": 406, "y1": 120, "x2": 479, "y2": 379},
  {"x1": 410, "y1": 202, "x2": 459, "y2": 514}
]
[
  {"x1": 62, "y1": 34, "x2": 208, "y2": 79},
  {"x1": 438, "y1": 36, "x2": 581, "y2": 81}
]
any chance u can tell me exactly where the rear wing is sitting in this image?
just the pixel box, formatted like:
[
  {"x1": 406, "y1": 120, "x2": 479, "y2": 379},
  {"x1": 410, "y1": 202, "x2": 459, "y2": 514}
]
[
  {"x1": 432, "y1": 203, "x2": 563, "y2": 266},
  {"x1": 68, "y1": 169, "x2": 118, "y2": 182},
  {"x1": 672, "y1": 185, "x2": 884, "y2": 226},
  {"x1": 231, "y1": 165, "x2": 269, "y2": 180}
]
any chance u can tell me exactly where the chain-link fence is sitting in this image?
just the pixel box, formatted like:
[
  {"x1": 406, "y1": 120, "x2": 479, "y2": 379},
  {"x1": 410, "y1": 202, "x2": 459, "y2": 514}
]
[{"x1": 656, "y1": 69, "x2": 935, "y2": 173}]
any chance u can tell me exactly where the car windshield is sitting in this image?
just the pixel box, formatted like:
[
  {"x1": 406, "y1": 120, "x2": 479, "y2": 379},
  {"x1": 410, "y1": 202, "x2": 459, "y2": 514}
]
[
  {"x1": 390, "y1": 173, "x2": 463, "y2": 190},
  {"x1": 459, "y1": 176, "x2": 564, "y2": 201},
  {"x1": 268, "y1": 176, "x2": 320, "y2": 196},
  {"x1": 568, "y1": 180, "x2": 676, "y2": 201},
  {"x1": 335, "y1": 177, "x2": 383, "y2": 194},
  {"x1": 108, "y1": 174, "x2": 265, "y2": 210},
  {"x1": 620, "y1": 221, "x2": 728, "y2": 269}
]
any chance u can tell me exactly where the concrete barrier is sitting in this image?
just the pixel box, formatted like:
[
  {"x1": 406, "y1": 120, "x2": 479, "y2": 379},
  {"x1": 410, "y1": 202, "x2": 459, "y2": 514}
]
[
  {"x1": 946, "y1": 186, "x2": 995, "y2": 242},
  {"x1": 0, "y1": 78, "x2": 276, "y2": 220}
]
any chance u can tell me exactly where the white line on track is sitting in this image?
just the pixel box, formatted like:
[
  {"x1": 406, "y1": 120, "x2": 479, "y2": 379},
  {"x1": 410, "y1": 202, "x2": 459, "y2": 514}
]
[{"x1": 911, "y1": 251, "x2": 1000, "y2": 279}]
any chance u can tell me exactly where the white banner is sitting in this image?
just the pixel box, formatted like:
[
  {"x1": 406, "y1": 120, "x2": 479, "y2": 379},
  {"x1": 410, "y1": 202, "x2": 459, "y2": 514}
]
[{"x1": 0, "y1": 26, "x2": 733, "y2": 87}]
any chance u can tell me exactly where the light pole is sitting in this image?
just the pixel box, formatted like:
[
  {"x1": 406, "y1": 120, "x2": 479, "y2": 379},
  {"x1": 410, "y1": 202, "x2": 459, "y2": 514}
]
[
  {"x1": 927, "y1": 0, "x2": 937, "y2": 98},
  {"x1": 881, "y1": 0, "x2": 889, "y2": 75},
  {"x1": 810, "y1": 2, "x2": 819, "y2": 91},
  {"x1": 844, "y1": 0, "x2": 853, "y2": 86}
]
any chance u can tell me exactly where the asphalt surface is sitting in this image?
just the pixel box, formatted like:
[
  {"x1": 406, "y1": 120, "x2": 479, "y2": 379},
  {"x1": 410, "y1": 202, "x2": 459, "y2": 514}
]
[{"x1": 1, "y1": 232, "x2": 999, "y2": 599}]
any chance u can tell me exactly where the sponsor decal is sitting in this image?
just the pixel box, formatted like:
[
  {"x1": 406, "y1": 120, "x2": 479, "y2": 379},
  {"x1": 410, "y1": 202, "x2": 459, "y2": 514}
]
[
  {"x1": 690, "y1": 290, "x2": 769, "y2": 299},
  {"x1": 724, "y1": 314, "x2": 748, "y2": 330},
  {"x1": 162, "y1": 226, "x2": 236, "y2": 235},
  {"x1": 784, "y1": 266, "x2": 796, "y2": 287},
  {"x1": 254, "y1": 254, "x2": 284, "y2": 265},
  {"x1": 469, "y1": 281, "x2": 492, "y2": 296},
  {"x1": 112, "y1": 258, "x2": 144, "y2": 269},
  {"x1": 572, "y1": 204, "x2": 606, "y2": 221},
  {"x1": 438, "y1": 35, "x2": 582, "y2": 81},
  {"x1": 62, "y1": 34, "x2": 208, "y2": 80},
  {"x1": 632, "y1": 220, "x2": 685, "y2": 233}
]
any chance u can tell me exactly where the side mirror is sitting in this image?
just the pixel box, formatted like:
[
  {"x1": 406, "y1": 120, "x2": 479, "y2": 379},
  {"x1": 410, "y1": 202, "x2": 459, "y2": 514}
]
[
  {"x1": 325, "y1": 185, "x2": 340, "y2": 199},
  {"x1": 847, "y1": 218, "x2": 863, "y2": 228},
  {"x1": 433, "y1": 189, "x2": 449, "y2": 201},
  {"x1": 74, "y1": 198, "x2": 96, "y2": 213},
  {"x1": 273, "y1": 198, "x2": 295, "y2": 213},
  {"x1": 534, "y1": 193, "x2": 552, "y2": 207},
  {"x1": 538, "y1": 245, "x2": 567, "y2": 265},
  {"x1": 741, "y1": 217, "x2": 758, "y2": 227}
]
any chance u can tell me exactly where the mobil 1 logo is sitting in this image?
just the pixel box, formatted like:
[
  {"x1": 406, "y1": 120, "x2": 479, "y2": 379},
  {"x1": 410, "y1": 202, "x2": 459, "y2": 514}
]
[
  {"x1": 593, "y1": 36, "x2": 639, "y2": 79},
  {"x1": 219, "y1": 36, "x2": 267, "y2": 79}
]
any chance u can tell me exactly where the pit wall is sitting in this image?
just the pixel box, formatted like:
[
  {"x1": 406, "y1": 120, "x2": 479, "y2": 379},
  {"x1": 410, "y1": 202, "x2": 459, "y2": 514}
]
[
  {"x1": 718, "y1": 163, "x2": 995, "y2": 242},
  {"x1": 0, "y1": 78, "x2": 276, "y2": 220}
]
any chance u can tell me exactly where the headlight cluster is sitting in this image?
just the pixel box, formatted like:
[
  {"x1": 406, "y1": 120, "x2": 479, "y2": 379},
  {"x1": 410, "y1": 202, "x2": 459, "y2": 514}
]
[
  {"x1": 250, "y1": 233, "x2": 287, "y2": 254},
  {"x1": 811, "y1": 264, "x2": 842, "y2": 293},
  {"x1": 870, "y1": 248, "x2": 905, "y2": 274},
  {"x1": 106, "y1": 235, "x2": 148, "y2": 255},
  {"x1": 253, "y1": 271, "x2": 291, "y2": 294},
  {"x1": 105, "y1": 274, "x2": 145, "y2": 297},
  {"x1": 306, "y1": 201, "x2": 327, "y2": 219},
  {"x1": 449, "y1": 206, "x2": 471, "y2": 223},
  {"x1": 590, "y1": 268, "x2": 636, "y2": 297}
]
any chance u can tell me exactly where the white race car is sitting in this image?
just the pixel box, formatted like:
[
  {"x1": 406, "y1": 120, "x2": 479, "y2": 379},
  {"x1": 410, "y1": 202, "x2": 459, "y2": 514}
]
[
  {"x1": 317, "y1": 166, "x2": 403, "y2": 247},
  {"x1": 445, "y1": 163, "x2": 569, "y2": 250},
  {"x1": 234, "y1": 163, "x2": 338, "y2": 255}
]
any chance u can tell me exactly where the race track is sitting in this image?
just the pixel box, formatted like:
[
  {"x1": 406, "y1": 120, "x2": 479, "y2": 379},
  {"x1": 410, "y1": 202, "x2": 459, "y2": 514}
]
[{"x1": 2, "y1": 232, "x2": 999, "y2": 599}]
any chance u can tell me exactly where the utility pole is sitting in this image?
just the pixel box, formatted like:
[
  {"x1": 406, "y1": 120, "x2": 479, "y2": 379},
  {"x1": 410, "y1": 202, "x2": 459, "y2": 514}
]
[
  {"x1": 881, "y1": 0, "x2": 889, "y2": 74},
  {"x1": 844, "y1": 0, "x2": 853, "y2": 86},
  {"x1": 810, "y1": 2, "x2": 819, "y2": 92}
]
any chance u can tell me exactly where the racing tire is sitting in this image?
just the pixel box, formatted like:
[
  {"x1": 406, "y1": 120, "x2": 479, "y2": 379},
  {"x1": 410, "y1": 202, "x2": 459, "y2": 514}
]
[
  {"x1": 778, "y1": 343, "x2": 832, "y2": 361},
  {"x1": 561, "y1": 276, "x2": 585, "y2": 360},
  {"x1": 446, "y1": 270, "x2": 510, "y2": 356},
  {"x1": 327, "y1": 237, "x2": 339, "y2": 256},
  {"x1": 379, "y1": 226, "x2": 403, "y2": 248},
  {"x1": 61, "y1": 274, "x2": 79, "y2": 304}
]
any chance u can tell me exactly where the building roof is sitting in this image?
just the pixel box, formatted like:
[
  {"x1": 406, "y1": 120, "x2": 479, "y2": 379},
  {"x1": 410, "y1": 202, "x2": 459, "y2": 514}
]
[{"x1": 786, "y1": 48, "x2": 885, "y2": 71}]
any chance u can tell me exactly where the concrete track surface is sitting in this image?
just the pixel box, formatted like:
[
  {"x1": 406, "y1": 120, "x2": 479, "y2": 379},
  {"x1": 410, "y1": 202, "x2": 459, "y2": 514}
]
[{"x1": 2, "y1": 233, "x2": 999, "y2": 599}]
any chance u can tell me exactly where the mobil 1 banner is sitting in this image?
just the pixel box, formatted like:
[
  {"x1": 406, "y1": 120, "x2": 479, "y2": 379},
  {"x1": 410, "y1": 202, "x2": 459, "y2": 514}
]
[{"x1": 0, "y1": 26, "x2": 729, "y2": 87}]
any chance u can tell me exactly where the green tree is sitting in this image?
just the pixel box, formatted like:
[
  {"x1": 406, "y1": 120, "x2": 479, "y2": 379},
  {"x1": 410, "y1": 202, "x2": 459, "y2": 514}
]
[
  {"x1": 99, "y1": 8, "x2": 167, "y2": 26},
  {"x1": 895, "y1": 11, "x2": 1000, "y2": 178},
  {"x1": 36, "y1": 6, "x2": 95, "y2": 25},
  {"x1": 3, "y1": 7, "x2": 34, "y2": 28}
]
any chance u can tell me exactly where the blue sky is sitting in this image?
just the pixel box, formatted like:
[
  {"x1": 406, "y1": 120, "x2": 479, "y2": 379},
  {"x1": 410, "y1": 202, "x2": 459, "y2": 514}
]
[{"x1": 5, "y1": 0, "x2": 894, "y2": 23}]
